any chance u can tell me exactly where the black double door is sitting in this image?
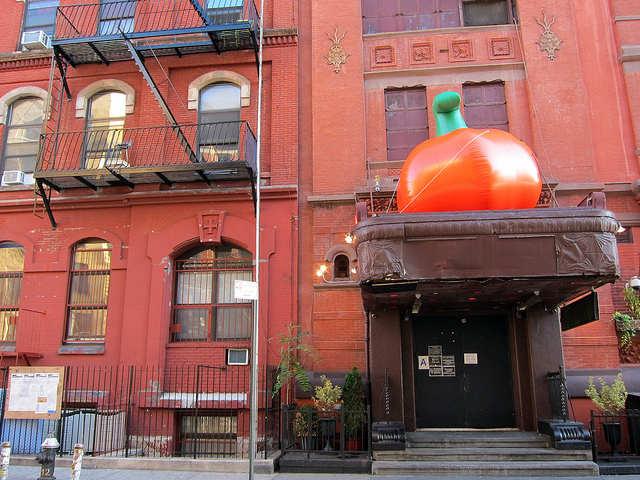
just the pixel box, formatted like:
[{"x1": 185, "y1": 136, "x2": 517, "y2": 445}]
[{"x1": 414, "y1": 315, "x2": 515, "y2": 429}]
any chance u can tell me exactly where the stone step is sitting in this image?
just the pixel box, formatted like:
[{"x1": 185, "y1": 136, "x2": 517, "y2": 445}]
[
  {"x1": 373, "y1": 447, "x2": 593, "y2": 462},
  {"x1": 406, "y1": 431, "x2": 550, "y2": 449},
  {"x1": 371, "y1": 460, "x2": 599, "y2": 477}
]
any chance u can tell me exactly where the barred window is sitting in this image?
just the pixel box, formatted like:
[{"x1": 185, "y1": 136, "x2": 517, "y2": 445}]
[
  {"x1": 171, "y1": 245, "x2": 253, "y2": 342},
  {"x1": 0, "y1": 242, "x2": 25, "y2": 343},
  {"x1": 179, "y1": 414, "x2": 238, "y2": 457},
  {"x1": 66, "y1": 240, "x2": 112, "y2": 342}
]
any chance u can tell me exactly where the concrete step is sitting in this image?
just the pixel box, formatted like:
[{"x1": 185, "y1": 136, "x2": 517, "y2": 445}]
[
  {"x1": 373, "y1": 447, "x2": 593, "y2": 462},
  {"x1": 371, "y1": 460, "x2": 599, "y2": 477}
]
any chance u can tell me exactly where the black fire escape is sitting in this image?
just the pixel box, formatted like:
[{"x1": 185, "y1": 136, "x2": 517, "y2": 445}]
[{"x1": 34, "y1": 0, "x2": 260, "y2": 228}]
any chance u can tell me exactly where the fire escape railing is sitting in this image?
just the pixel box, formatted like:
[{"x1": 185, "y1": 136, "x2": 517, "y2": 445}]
[
  {"x1": 54, "y1": 0, "x2": 259, "y2": 43},
  {"x1": 36, "y1": 121, "x2": 256, "y2": 175}
]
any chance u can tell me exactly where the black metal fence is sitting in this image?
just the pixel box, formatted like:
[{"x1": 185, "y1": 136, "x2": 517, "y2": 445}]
[
  {"x1": 282, "y1": 406, "x2": 371, "y2": 459},
  {"x1": 0, "y1": 365, "x2": 279, "y2": 459},
  {"x1": 590, "y1": 410, "x2": 640, "y2": 462}
]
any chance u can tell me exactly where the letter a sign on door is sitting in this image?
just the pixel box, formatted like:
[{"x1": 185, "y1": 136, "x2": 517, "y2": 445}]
[{"x1": 418, "y1": 356, "x2": 429, "y2": 370}]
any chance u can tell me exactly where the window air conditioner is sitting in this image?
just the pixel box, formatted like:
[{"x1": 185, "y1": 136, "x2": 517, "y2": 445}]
[
  {"x1": 227, "y1": 348, "x2": 249, "y2": 366},
  {"x1": 2, "y1": 170, "x2": 25, "y2": 185},
  {"x1": 21, "y1": 30, "x2": 51, "y2": 50}
]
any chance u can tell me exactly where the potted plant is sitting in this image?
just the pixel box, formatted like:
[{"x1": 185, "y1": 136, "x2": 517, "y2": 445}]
[
  {"x1": 612, "y1": 286, "x2": 640, "y2": 354},
  {"x1": 312, "y1": 375, "x2": 342, "y2": 451},
  {"x1": 585, "y1": 373, "x2": 628, "y2": 454},
  {"x1": 292, "y1": 408, "x2": 318, "y2": 450},
  {"x1": 269, "y1": 324, "x2": 320, "y2": 407},
  {"x1": 342, "y1": 367, "x2": 366, "y2": 451}
]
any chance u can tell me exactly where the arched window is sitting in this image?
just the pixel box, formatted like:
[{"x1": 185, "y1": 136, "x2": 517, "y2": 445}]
[
  {"x1": 66, "y1": 240, "x2": 112, "y2": 342},
  {"x1": 1, "y1": 96, "x2": 44, "y2": 176},
  {"x1": 171, "y1": 244, "x2": 253, "y2": 342},
  {"x1": 333, "y1": 254, "x2": 350, "y2": 279},
  {"x1": 0, "y1": 242, "x2": 25, "y2": 343},
  {"x1": 84, "y1": 91, "x2": 127, "y2": 169},
  {"x1": 198, "y1": 83, "x2": 241, "y2": 162}
]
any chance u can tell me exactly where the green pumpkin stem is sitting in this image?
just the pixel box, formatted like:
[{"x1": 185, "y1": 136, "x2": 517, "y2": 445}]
[{"x1": 433, "y1": 91, "x2": 468, "y2": 136}]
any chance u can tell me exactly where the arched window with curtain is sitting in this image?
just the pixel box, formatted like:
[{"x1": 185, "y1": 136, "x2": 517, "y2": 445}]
[
  {"x1": 0, "y1": 242, "x2": 25, "y2": 343},
  {"x1": 1, "y1": 96, "x2": 44, "y2": 177},
  {"x1": 198, "y1": 83, "x2": 241, "y2": 162},
  {"x1": 65, "y1": 239, "x2": 112, "y2": 342},
  {"x1": 84, "y1": 91, "x2": 127, "y2": 169},
  {"x1": 171, "y1": 244, "x2": 253, "y2": 342}
]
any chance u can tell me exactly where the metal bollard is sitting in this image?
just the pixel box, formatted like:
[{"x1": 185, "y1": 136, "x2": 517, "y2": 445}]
[
  {"x1": 0, "y1": 442, "x2": 10, "y2": 480},
  {"x1": 71, "y1": 444, "x2": 83, "y2": 480},
  {"x1": 35, "y1": 433, "x2": 60, "y2": 480}
]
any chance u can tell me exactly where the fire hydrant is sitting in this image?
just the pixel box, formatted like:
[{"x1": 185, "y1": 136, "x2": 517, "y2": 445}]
[{"x1": 35, "y1": 433, "x2": 59, "y2": 480}]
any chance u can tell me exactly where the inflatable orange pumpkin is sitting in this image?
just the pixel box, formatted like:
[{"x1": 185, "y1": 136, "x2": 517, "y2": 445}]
[{"x1": 397, "y1": 92, "x2": 542, "y2": 213}]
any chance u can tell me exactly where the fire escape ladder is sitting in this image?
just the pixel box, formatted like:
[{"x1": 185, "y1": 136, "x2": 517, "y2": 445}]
[
  {"x1": 121, "y1": 34, "x2": 210, "y2": 184},
  {"x1": 34, "y1": 179, "x2": 59, "y2": 230},
  {"x1": 33, "y1": 50, "x2": 73, "y2": 229}
]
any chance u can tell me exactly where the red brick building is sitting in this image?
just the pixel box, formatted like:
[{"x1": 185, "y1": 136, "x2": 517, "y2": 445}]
[
  {"x1": 298, "y1": 0, "x2": 640, "y2": 449},
  {"x1": 0, "y1": 0, "x2": 297, "y2": 458}
]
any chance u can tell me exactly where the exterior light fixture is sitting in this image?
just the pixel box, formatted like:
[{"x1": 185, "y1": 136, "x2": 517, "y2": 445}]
[
  {"x1": 345, "y1": 232, "x2": 354, "y2": 244},
  {"x1": 627, "y1": 276, "x2": 640, "y2": 292},
  {"x1": 316, "y1": 264, "x2": 329, "y2": 282},
  {"x1": 617, "y1": 222, "x2": 626, "y2": 233}
]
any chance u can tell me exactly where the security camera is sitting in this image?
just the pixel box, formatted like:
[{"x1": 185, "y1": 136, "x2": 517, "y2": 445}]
[{"x1": 629, "y1": 276, "x2": 640, "y2": 291}]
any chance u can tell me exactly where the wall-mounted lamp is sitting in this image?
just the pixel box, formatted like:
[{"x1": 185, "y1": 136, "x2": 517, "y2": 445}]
[
  {"x1": 316, "y1": 264, "x2": 329, "y2": 282},
  {"x1": 345, "y1": 232, "x2": 354, "y2": 244},
  {"x1": 617, "y1": 222, "x2": 626, "y2": 233},
  {"x1": 412, "y1": 293, "x2": 422, "y2": 314},
  {"x1": 627, "y1": 276, "x2": 640, "y2": 292}
]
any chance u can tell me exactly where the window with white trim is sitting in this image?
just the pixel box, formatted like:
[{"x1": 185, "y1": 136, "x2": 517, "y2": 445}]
[
  {"x1": 84, "y1": 91, "x2": 127, "y2": 169},
  {"x1": 1, "y1": 97, "x2": 44, "y2": 177},
  {"x1": 198, "y1": 83, "x2": 241, "y2": 162},
  {"x1": 171, "y1": 245, "x2": 253, "y2": 342}
]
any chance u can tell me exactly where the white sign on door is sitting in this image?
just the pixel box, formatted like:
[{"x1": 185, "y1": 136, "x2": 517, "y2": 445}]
[{"x1": 418, "y1": 356, "x2": 429, "y2": 370}]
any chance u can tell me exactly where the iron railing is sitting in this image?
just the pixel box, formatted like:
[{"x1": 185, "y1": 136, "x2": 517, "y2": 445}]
[
  {"x1": 0, "y1": 365, "x2": 279, "y2": 459},
  {"x1": 282, "y1": 406, "x2": 371, "y2": 459},
  {"x1": 590, "y1": 410, "x2": 640, "y2": 463},
  {"x1": 54, "y1": 0, "x2": 259, "y2": 41},
  {"x1": 36, "y1": 121, "x2": 256, "y2": 176}
]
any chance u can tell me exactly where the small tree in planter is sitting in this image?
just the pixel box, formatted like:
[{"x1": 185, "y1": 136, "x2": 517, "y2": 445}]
[
  {"x1": 270, "y1": 324, "x2": 320, "y2": 406},
  {"x1": 585, "y1": 373, "x2": 628, "y2": 455},
  {"x1": 342, "y1": 367, "x2": 366, "y2": 450},
  {"x1": 312, "y1": 375, "x2": 342, "y2": 451}
]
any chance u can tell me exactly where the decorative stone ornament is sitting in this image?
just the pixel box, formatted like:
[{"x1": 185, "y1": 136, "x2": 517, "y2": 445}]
[
  {"x1": 535, "y1": 10, "x2": 561, "y2": 60},
  {"x1": 325, "y1": 26, "x2": 349, "y2": 73}
]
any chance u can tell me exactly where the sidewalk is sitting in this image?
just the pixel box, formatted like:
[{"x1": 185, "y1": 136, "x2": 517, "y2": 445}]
[{"x1": 0, "y1": 466, "x2": 634, "y2": 480}]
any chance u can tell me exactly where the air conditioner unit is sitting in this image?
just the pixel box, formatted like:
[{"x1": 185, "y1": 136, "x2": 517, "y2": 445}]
[
  {"x1": 21, "y1": 30, "x2": 51, "y2": 50},
  {"x1": 227, "y1": 348, "x2": 249, "y2": 366},
  {"x1": 2, "y1": 170, "x2": 25, "y2": 185}
]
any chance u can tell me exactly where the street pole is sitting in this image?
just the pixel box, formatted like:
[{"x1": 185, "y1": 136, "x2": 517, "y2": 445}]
[{"x1": 249, "y1": 0, "x2": 265, "y2": 477}]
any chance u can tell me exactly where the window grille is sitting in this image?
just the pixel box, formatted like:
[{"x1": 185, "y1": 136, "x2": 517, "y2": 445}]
[
  {"x1": 66, "y1": 240, "x2": 112, "y2": 342},
  {"x1": 0, "y1": 243, "x2": 25, "y2": 343},
  {"x1": 171, "y1": 246, "x2": 253, "y2": 342}
]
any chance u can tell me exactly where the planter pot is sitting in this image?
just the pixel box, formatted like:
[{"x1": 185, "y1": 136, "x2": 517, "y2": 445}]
[
  {"x1": 319, "y1": 418, "x2": 337, "y2": 451},
  {"x1": 345, "y1": 437, "x2": 362, "y2": 452},
  {"x1": 602, "y1": 422, "x2": 622, "y2": 455},
  {"x1": 299, "y1": 435, "x2": 318, "y2": 450}
]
